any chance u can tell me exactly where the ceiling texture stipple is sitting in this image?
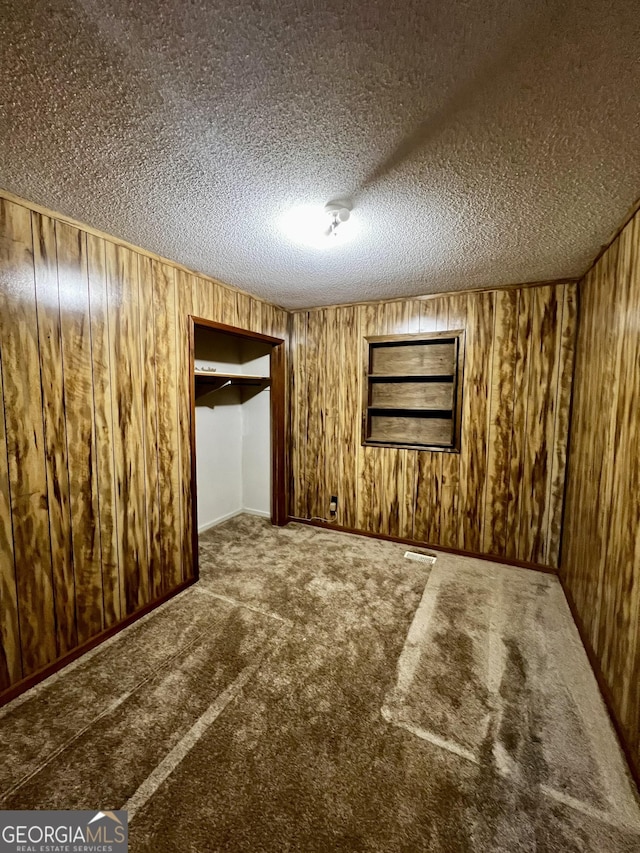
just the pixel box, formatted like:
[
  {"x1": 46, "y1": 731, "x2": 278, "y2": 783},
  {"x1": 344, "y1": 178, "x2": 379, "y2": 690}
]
[{"x1": 0, "y1": 0, "x2": 639, "y2": 308}]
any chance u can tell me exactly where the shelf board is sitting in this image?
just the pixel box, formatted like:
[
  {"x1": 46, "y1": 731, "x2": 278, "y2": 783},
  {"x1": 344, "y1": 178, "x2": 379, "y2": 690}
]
[
  {"x1": 367, "y1": 373, "x2": 455, "y2": 381},
  {"x1": 194, "y1": 371, "x2": 269, "y2": 381},
  {"x1": 194, "y1": 371, "x2": 270, "y2": 399},
  {"x1": 368, "y1": 406, "x2": 453, "y2": 416}
]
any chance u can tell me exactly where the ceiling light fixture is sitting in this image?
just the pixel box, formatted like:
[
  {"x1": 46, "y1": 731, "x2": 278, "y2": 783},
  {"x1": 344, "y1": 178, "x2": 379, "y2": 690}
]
[
  {"x1": 325, "y1": 200, "x2": 351, "y2": 238},
  {"x1": 278, "y1": 199, "x2": 356, "y2": 249}
]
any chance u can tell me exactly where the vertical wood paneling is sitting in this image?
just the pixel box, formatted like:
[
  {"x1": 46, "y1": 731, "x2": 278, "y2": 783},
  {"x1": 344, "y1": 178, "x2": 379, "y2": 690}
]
[
  {"x1": 0, "y1": 346, "x2": 21, "y2": 689},
  {"x1": 546, "y1": 284, "x2": 576, "y2": 566},
  {"x1": 87, "y1": 234, "x2": 121, "y2": 627},
  {"x1": 440, "y1": 294, "x2": 467, "y2": 549},
  {"x1": 356, "y1": 303, "x2": 383, "y2": 532},
  {"x1": 33, "y1": 213, "x2": 77, "y2": 654},
  {"x1": 324, "y1": 308, "x2": 340, "y2": 521},
  {"x1": 290, "y1": 311, "x2": 306, "y2": 518},
  {"x1": 152, "y1": 261, "x2": 182, "y2": 591},
  {"x1": 0, "y1": 194, "x2": 290, "y2": 700},
  {"x1": 195, "y1": 276, "x2": 214, "y2": 321},
  {"x1": 138, "y1": 256, "x2": 162, "y2": 600},
  {"x1": 380, "y1": 302, "x2": 410, "y2": 537},
  {"x1": 176, "y1": 271, "x2": 194, "y2": 581},
  {"x1": 57, "y1": 222, "x2": 104, "y2": 642},
  {"x1": 482, "y1": 289, "x2": 519, "y2": 556},
  {"x1": 505, "y1": 288, "x2": 532, "y2": 559},
  {"x1": 0, "y1": 199, "x2": 56, "y2": 675},
  {"x1": 517, "y1": 286, "x2": 562, "y2": 564},
  {"x1": 458, "y1": 291, "x2": 494, "y2": 552},
  {"x1": 105, "y1": 241, "x2": 149, "y2": 614},
  {"x1": 561, "y1": 207, "x2": 640, "y2": 784},
  {"x1": 290, "y1": 284, "x2": 574, "y2": 570},
  {"x1": 338, "y1": 306, "x2": 359, "y2": 529}
]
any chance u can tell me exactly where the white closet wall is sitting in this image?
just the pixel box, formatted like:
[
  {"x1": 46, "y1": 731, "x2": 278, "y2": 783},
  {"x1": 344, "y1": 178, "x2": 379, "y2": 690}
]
[
  {"x1": 241, "y1": 388, "x2": 271, "y2": 517},
  {"x1": 196, "y1": 388, "x2": 244, "y2": 530},
  {"x1": 195, "y1": 331, "x2": 271, "y2": 531}
]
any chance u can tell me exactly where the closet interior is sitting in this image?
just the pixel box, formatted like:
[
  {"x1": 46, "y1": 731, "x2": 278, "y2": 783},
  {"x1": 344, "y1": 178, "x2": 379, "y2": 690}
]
[{"x1": 193, "y1": 323, "x2": 273, "y2": 532}]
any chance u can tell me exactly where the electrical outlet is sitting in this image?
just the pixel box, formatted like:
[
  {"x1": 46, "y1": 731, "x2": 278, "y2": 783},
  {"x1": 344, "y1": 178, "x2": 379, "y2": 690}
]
[{"x1": 329, "y1": 495, "x2": 338, "y2": 515}]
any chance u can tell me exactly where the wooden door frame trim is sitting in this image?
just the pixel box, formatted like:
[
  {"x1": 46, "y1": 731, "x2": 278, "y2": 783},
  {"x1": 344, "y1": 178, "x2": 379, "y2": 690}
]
[{"x1": 188, "y1": 317, "x2": 287, "y2": 579}]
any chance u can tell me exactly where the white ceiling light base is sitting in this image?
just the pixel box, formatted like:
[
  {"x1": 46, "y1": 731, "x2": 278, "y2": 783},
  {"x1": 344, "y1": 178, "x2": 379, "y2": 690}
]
[{"x1": 325, "y1": 200, "x2": 352, "y2": 237}]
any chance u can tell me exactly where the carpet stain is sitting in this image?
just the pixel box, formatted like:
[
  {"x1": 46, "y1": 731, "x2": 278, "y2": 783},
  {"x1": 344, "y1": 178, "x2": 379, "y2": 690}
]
[{"x1": 1, "y1": 516, "x2": 639, "y2": 852}]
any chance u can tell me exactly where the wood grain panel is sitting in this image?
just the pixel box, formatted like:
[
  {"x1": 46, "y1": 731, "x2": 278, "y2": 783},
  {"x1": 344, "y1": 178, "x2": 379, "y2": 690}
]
[
  {"x1": 87, "y1": 234, "x2": 121, "y2": 627},
  {"x1": 105, "y1": 241, "x2": 149, "y2": 614},
  {"x1": 369, "y1": 415, "x2": 452, "y2": 445},
  {"x1": 138, "y1": 256, "x2": 162, "y2": 599},
  {"x1": 370, "y1": 381, "x2": 453, "y2": 409},
  {"x1": 57, "y1": 222, "x2": 104, "y2": 642},
  {"x1": 517, "y1": 286, "x2": 562, "y2": 565},
  {"x1": 289, "y1": 311, "x2": 307, "y2": 519},
  {"x1": 338, "y1": 306, "x2": 359, "y2": 529},
  {"x1": 546, "y1": 284, "x2": 576, "y2": 566},
  {"x1": 307, "y1": 309, "x2": 326, "y2": 519},
  {"x1": 356, "y1": 304, "x2": 383, "y2": 531},
  {"x1": 482, "y1": 289, "x2": 518, "y2": 556},
  {"x1": 380, "y1": 302, "x2": 411, "y2": 537},
  {"x1": 195, "y1": 276, "x2": 214, "y2": 321},
  {"x1": 0, "y1": 346, "x2": 20, "y2": 689},
  {"x1": 0, "y1": 199, "x2": 57, "y2": 675},
  {"x1": 291, "y1": 284, "x2": 574, "y2": 569},
  {"x1": 176, "y1": 271, "x2": 194, "y2": 581},
  {"x1": 458, "y1": 291, "x2": 494, "y2": 552},
  {"x1": 370, "y1": 342, "x2": 455, "y2": 375},
  {"x1": 439, "y1": 295, "x2": 466, "y2": 548},
  {"x1": 0, "y1": 191, "x2": 290, "y2": 703},
  {"x1": 561, "y1": 206, "x2": 640, "y2": 786},
  {"x1": 324, "y1": 308, "x2": 340, "y2": 521},
  {"x1": 505, "y1": 288, "x2": 533, "y2": 560},
  {"x1": 33, "y1": 213, "x2": 77, "y2": 655},
  {"x1": 152, "y1": 261, "x2": 182, "y2": 591}
]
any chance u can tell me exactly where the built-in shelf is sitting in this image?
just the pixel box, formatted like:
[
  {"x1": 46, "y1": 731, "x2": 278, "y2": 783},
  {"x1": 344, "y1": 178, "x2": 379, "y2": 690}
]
[
  {"x1": 194, "y1": 371, "x2": 270, "y2": 399},
  {"x1": 367, "y1": 373, "x2": 455, "y2": 381},
  {"x1": 367, "y1": 406, "x2": 453, "y2": 416},
  {"x1": 362, "y1": 331, "x2": 465, "y2": 451}
]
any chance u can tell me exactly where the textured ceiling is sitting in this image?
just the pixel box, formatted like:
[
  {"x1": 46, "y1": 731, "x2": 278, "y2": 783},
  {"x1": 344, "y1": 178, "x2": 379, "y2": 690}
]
[{"x1": 1, "y1": 0, "x2": 639, "y2": 308}]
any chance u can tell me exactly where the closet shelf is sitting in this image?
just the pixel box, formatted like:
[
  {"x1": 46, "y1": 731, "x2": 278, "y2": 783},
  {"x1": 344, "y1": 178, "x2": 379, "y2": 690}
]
[{"x1": 194, "y1": 371, "x2": 270, "y2": 399}]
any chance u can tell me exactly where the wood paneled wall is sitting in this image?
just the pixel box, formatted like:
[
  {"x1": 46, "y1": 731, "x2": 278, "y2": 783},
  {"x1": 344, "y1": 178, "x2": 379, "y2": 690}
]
[
  {"x1": 290, "y1": 283, "x2": 576, "y2": 569},
  {"x1": 0, "y1": 193, "x2": 287, "y2": 699},
  {"x1": 561, "y1": 208, "x2": 640, "y2": 784}
]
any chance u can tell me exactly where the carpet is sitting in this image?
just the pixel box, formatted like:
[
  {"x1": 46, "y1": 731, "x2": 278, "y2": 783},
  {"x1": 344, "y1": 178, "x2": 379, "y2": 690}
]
[{"x1": 0, "y1": 515, "x2": 638, "y2": 852}]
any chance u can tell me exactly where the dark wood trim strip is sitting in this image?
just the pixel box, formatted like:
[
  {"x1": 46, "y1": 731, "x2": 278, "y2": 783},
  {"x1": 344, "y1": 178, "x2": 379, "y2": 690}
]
[
  {"x1": 289, "y1": 278, "x2": 579, "y2": 314},
  {"x1": 560, "y1": 578, "x2": 640, "y2": 793},
  {"x1": 288, "y1": 516, "x2": 558, "y2": 574},
  {"x1": 270, "y1": 341, "x2": 288, "y2": 526},
  {"x1": 188, "y1": 316, "x2": 199, "y2": 581},
  {"x1": 188, "y1": 316, "x2": 284, "y2": 345},
  {"x1": 0, "y1": 577, "x2": 196, "y2": 708}
]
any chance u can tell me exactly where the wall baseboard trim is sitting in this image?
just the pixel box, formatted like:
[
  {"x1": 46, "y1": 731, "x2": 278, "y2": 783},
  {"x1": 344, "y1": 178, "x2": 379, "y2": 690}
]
[
  {"x1": 242, "y1": 508, "x2": 271, "y2": 519},
  {"x1": 198, "y1": 509, "x2": 244, "y2": 533},
  {"x1": 198, "y1": 507, "x2": 271, "y2": 533},
  {"x1": 0, "y1": 578, "x2": 196, "y2": 709},
  {"x1": 559, "y1": 578, "x2": 640, "y2": 793},
  {"x1": 287, "y1": 516, "x2": 558, "y2": 575}
]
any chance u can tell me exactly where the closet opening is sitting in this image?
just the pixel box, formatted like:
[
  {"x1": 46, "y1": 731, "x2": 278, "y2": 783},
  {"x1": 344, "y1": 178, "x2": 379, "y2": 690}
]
[{"x1": 189, "y1": 318, "x2": 287, "y2": 578}]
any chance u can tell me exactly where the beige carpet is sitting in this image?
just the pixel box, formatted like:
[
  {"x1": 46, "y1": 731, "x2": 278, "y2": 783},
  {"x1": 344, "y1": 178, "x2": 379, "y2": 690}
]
[{"x1": 1, "y1": 514, "x2": 638, "y2": 852}]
